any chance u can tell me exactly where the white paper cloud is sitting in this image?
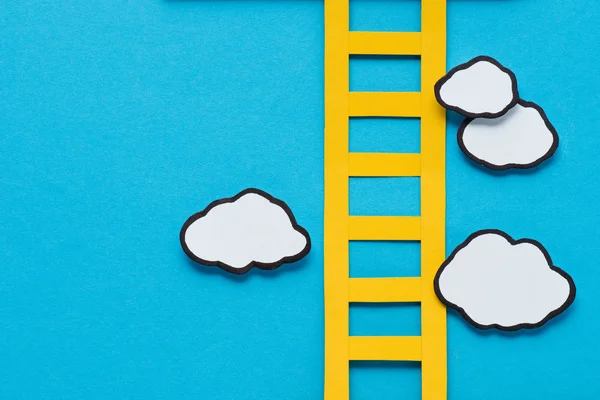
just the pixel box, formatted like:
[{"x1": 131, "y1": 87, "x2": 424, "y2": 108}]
[
  {"x1": 435, "y1": 56, "x2": 518, "y2": 118},
  {"x1": 180, "y1": 188, "x2": 310, "y2": 274},
  {"x1": 458, "y1": 100, "x2": 558, "y2": 170},
  {"x1": 434, "y1": 229, "x2": 575, "y2": 331}
]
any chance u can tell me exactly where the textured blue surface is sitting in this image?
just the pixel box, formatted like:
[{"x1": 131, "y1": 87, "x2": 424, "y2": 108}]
[{"x1": 1, "y1": 0, "x2": 599, "y2": 398}]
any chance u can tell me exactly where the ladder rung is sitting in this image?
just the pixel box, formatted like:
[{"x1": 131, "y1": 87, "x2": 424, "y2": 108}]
[
  {"x1": 349, "y1": 277, "x2": 421, "y2": 303},
  {"x1": 349, "y1": 336, "x2": 422, "y2": 361},
  {"x1": 349, "y1": 92, "x2": 421, "y2": 117},
  {"x1": 349, "y1": 32, "x2": 421, "y2": 55},
  {"x1": 348, "y1": 153, "x2": 421, "y2": 177},
  {"x1": 348, "y1": 216, "x2": 421, "y2": 241}
]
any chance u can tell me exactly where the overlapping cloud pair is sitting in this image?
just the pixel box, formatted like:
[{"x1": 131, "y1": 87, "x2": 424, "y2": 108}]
[
  {"x1": 180, "y1": 188, "x2": 310, "y2": 275},
  {"x1": 435, "y1": 56, "x2": 558, "y2": 170},
  {"x1": 434, "y1": 230, "x2": 575, "y2": 331}
]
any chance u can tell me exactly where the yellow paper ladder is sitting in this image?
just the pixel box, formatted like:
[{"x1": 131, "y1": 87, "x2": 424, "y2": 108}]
[{"x1": 324, "y1": 0, "x2": 447, "y2": 399}]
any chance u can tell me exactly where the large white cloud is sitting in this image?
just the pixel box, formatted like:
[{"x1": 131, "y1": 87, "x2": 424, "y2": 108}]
[
  {"x1": 458, "y1": 100, "x2": 558, "y2": 170},
  {"x1": 435, "y1": 56, "x2": 518, "y2": 118},
  {"x1": 180, "y1": 189, "x2": 310, "y2": 274},
  {"x1": 434, "y1": 229, "x2": 575, "y2": 331}
]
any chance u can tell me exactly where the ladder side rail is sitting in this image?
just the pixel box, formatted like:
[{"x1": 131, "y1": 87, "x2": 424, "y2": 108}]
[
  {"x1": 323, "y1": 0, "x2": 350, "y2": 399},
  {"x1": 420, "y1": 1, "x2": 447, "y2": 400}
]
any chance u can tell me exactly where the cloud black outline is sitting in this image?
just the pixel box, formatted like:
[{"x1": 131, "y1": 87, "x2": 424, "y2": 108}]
[
  {"x1": 434, "y1": 55, "x2": 519, "y2": 119},
  {"x1": 434, "y1": 229, "x2": 576, "y2": 331},
  {"x1": 457, "y1": 99, "x2": 559, "y2": 170},
  {"x1": 180, "y1": 188, "x2": 311, "y2": 275}
]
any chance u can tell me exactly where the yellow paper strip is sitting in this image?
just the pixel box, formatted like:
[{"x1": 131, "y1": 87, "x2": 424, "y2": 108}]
[
  {"x1": 348, "y1": 216, "x2": 421, "y2": 241},
  {"x1": 349, "y1": 336, "x2": 422, "y2": 361},
  {"x1": 349, "y1": 277, "x2": 422, "y2": 303},
  {"x1": 348, "y1": 153, "x2": 421, "y2": 177},
  {"x1": 420, "y1": 1, "x2": 447, "y2": 400},
  {"x1": 349, "y1": 32, "x2": 422, "y2": 55},
  {"x1": 323, "y1": 0, "x2": 349, "y2": 399},
  {"x1": 348, "y1": 92, "x2": 421, "y2": 117}
]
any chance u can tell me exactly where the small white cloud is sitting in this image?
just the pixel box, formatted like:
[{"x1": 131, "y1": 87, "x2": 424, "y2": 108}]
[
  {"x1": 180, "y1": 189, "x2": 310, "y2": 274},
  {"x1": 435, "y1": 56, "x2": 518, "y2": 118},
  {"x1": 458, "y1": 100, "x2": 558, "y2": 170},
  {"x1": 434, "y1": 230, "x2": 575, "y2": 331}
]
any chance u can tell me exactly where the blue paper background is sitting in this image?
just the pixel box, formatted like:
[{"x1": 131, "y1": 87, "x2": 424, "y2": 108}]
[{"x1": 1, "y1": 0, "x2": 598, "y2": 398}]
